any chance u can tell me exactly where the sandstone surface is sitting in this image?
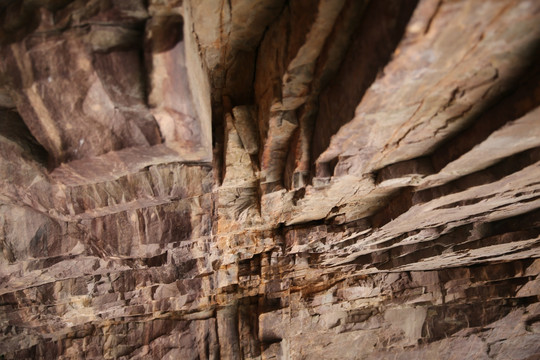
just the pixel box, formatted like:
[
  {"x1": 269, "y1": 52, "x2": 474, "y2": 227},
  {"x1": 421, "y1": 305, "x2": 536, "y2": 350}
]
[{"x1": 1, "y1": 0, "x2": 540, "y2": 359}]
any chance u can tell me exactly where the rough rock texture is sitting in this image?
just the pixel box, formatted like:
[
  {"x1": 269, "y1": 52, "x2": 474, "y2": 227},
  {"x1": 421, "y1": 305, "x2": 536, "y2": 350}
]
[{"x1": 1, "y1": 0, "x2": 540, "y2": 359}]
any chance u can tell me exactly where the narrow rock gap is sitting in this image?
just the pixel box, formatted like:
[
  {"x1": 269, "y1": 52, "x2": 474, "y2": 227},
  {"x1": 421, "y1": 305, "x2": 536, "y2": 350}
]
[
  {"x1": 310, "y1": 0, "x2": 419, "y2": 179},
  {"x1": 0, "y1": 109, "x2": 49, "y2": 167}
]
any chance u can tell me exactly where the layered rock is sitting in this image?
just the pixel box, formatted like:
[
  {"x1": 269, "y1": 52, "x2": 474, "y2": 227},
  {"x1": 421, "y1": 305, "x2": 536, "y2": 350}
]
[{"x1": 1, "y1": 0, "x2": 540, "y2": 359}]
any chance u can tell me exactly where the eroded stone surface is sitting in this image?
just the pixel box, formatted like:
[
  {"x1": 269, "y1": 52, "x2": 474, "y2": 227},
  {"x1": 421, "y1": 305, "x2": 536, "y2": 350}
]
[{"x1": 1, "y1": 0, "x2": 540, "y2": 359}]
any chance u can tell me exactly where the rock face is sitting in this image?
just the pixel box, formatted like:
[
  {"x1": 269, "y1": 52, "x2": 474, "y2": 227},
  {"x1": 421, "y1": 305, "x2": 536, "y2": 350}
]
[{"x1": 1, "y1": 0, "x2": 540, "y2": 359}]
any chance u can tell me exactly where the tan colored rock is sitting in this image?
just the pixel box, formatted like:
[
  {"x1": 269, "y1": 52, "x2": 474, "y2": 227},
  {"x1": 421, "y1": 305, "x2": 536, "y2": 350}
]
[{"x1": 232, "y1": 105, "x2": 259, "y2": 155}]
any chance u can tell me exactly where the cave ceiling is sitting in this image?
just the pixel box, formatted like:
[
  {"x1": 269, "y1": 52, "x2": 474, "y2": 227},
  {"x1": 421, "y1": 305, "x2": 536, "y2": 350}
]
[{"x1": 0, "y1": 0, "x2": 540, "y2": 359}]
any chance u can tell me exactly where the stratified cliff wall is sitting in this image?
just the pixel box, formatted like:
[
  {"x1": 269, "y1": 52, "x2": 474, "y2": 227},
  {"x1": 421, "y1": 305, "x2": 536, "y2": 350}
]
[{"x1": 1, "y1": 0, "x2": 540, "y2": 359}]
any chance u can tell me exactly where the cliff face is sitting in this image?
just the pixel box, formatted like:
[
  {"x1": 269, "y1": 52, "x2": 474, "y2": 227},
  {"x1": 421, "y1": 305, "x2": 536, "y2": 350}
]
[{"x1": 1, "y1": 0, "x2": 540, "y2": 359}]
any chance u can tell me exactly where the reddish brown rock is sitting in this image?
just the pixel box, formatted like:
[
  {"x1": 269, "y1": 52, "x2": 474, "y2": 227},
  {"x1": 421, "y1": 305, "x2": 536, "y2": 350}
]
[{"x1": 1, "y1": 0, "x2": 540, "y2": 359}]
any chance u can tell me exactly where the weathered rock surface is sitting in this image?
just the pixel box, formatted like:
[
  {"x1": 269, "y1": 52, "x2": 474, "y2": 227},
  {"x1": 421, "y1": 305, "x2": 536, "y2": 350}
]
[{"x1": 1, "y1": 0, "x2": 540, "y2": 359}]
